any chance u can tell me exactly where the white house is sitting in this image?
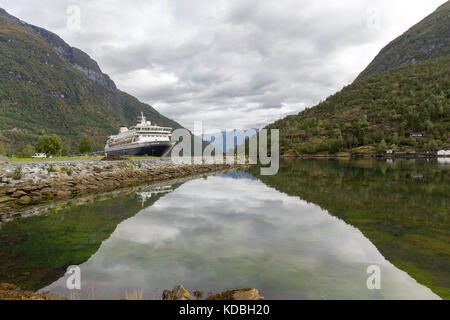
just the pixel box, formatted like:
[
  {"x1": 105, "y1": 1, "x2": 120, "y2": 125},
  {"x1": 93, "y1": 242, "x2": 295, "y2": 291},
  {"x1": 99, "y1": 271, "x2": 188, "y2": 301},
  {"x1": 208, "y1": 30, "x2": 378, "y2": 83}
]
[{"x1": 437, "y1": 150, "x2": 450, "y2": 157}]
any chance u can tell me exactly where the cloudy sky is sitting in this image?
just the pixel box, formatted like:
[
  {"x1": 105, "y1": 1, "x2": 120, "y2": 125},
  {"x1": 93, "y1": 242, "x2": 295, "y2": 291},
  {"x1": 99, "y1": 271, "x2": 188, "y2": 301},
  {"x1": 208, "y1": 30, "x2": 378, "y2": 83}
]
[{"x1": 2, "y1": 0, "x2": 447, "y2": 131}]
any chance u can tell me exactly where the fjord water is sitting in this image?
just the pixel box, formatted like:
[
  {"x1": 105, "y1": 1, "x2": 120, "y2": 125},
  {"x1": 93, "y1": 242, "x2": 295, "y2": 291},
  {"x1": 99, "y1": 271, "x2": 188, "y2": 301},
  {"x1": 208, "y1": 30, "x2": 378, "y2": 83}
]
[{"x1": 0, "y1": 159, "x2": 448, "y2": 299}]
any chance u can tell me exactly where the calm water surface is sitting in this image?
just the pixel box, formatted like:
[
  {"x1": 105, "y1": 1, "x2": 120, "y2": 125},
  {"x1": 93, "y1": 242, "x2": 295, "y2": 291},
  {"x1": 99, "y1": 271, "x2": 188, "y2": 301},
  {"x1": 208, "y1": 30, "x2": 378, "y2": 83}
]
[{"x1": 0, "y1": 159, "x2": 448, "y2": 299}]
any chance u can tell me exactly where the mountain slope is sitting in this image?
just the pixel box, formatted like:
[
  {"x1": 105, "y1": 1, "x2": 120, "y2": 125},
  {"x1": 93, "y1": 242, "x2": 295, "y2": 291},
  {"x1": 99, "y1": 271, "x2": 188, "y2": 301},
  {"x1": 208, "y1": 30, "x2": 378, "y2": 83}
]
[
  {"x1": 264, "y1": 3, "x2": 449, "y2": 156},
  {"x1": 358, "y1": 1, "x2": 450, "y2": 80},
  {"x1": 0, "y1": 8, "x2": 183, "y2": 153}
]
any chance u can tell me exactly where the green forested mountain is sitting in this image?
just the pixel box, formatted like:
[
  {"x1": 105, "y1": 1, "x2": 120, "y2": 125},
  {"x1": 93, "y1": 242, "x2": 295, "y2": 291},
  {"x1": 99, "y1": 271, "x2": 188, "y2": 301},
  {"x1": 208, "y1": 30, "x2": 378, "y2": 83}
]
[
  {"x1": 358, "y1": 1, "x2": 450, "y2": 80},
  {"x1": 0, "y1": 8, "x2": 183, "y2": 154},
  {"x1": 265, "y1": 3, "x2": 449, "y2": 156}
]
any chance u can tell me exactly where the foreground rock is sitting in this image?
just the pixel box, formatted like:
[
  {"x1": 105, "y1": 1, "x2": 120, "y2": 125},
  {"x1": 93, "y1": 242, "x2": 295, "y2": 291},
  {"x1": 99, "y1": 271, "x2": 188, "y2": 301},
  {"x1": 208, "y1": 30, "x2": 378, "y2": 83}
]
[
  {"x1": 162, "y1": 285, "x2": 196, "y2": 300},
  {"x1": 207, "y1": 288, "x2": 264, "y2": 300},
  {"x1": 0, "y1": 158, "x2": 244, "y2": 215},
  {"x1": 0, "y1": 155, "x2": 9, "y2": 164},
  {"x1": 162, "y1": 285, "x2": 264, "y2": 300},
  {"x1": 0, "y1": 283, "x2": 64, "y2": 300}
]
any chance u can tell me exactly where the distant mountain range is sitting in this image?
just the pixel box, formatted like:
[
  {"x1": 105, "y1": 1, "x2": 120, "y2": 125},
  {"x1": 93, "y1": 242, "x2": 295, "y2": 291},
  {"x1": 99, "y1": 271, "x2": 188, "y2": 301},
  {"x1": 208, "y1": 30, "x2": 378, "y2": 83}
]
[
  {"x1": 265, "y1": 1, "x2": 449, "y2": 156},
  {"x1": 202, "y1": 129, "x2": 260, "y2": 152},
  {"x1": 0, "y1": 8, "x2": 188, "y2": 154}
]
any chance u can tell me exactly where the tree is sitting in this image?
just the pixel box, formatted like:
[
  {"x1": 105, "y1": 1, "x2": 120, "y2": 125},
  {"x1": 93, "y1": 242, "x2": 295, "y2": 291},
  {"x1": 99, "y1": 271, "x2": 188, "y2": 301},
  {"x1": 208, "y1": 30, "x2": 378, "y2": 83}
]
[
  {"x1": 78, "y1": 136, "x2": 92, "y2": 154},
  {"x1": 35, "y1": 134, "x2": 63, "y2": 156},
  {"x1": 62, "y1": 144, "x2": 70, "y2": 157},
  {"x1": 427, "y1": 140, "x2": 440, "y2": 152},
  {"x1": 0, "y1": 143, "x2": 6, "y2": 156},
  {"x1": 17, "y1": 144, "x2": 34, "y2": 158},
  {"x1": 377, "y1": 139, "x2": 388, "y2": 153}
]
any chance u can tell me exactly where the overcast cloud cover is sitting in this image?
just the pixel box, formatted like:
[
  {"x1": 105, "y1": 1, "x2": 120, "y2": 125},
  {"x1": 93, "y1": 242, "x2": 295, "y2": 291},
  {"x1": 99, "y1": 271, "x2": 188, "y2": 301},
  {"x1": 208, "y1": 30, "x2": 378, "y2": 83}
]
[{"x1": 1, "y1": 0, "x2": 447, "y2": 131}]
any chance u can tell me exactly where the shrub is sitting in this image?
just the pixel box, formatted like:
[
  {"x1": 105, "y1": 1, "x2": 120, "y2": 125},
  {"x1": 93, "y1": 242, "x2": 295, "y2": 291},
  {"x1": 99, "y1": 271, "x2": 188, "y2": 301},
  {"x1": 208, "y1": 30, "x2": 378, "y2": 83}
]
[
  {"x1": 13, "y1": 167, "x2": 22, "y2": 180},
  {"x1": 93, "y1": 166, "x2": 102, "y2": 173},
  {"x1": 377, "y1": 139, "x2": 388, "y2": 153},
  {"x1": 79, "y1": 136, "x2": 92, "y2": 154},
  {"x1": 17, "y1": 144, "x2": 34, "y2": 158},
  {"x1": 35, "y1": 134, "x2": 63, "y2": 156}
]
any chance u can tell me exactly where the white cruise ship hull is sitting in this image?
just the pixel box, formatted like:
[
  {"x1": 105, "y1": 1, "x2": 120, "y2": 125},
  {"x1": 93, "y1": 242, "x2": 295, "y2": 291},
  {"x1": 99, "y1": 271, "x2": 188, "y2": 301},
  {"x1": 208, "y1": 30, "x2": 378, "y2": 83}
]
[{"x1": 105, "y1": 141, "x2": 175, "y2": 157}]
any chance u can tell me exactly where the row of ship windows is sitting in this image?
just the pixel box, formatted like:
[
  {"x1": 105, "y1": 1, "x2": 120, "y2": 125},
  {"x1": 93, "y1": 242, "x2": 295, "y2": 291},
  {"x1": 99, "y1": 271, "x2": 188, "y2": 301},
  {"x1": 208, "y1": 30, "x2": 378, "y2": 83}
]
[
  {"x1": 109, "y1": 135, "x2": 168, "y2": 145},
  {"x1": 138, "y1": 128, "x2": 170, "y2": 132}
]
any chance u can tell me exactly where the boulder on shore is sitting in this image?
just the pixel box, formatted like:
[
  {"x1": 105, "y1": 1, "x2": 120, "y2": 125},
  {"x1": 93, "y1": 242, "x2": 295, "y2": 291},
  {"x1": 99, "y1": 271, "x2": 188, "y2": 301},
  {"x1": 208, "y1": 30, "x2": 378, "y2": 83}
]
[
  {"x1": 162, "y1": 284, "x2": 196, "y2": 300},
  {"x1": 162, "y1": 285, "x2": 264, "y2": 300},
  {"x1": 207, "y1": 288, "x2": 264, "y2": 300}
]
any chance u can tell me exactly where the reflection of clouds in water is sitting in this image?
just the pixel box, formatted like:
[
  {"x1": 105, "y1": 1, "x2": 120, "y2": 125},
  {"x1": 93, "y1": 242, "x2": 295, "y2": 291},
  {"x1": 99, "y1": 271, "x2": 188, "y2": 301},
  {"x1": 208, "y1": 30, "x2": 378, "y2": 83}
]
[
  {"x1": 114, "y1": 223, "x2": 180, "y2": 245},
  {"x1": 40, "y1": 173, "x2": 440, "y2": 300}
]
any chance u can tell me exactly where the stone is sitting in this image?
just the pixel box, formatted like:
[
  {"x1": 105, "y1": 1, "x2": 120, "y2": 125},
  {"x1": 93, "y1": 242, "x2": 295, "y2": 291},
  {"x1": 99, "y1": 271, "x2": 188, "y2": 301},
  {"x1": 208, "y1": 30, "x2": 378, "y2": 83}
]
[
  {"x1": 0, "y1": 155, "x2": 10, "y2": 164},
  {"x1": 207, "y1": 288, "x2": 264, "y2": 300},
  {"x1": 5, "y1": 187, "x2": 16, "y2": 195},
  {"x1": 55, "y1": 190, "x2": 71, "y2": 199},
  {"x1": 162, "y1": 285, "x2": 196, "y2": 300},
  {"x1": 12, "y1": 190, "x2": 27, "y2": 198},
  {"x1": 18, "y1": 196, "x2": 32, "y2": 205},
  {"x1": 0, "y1": 196, "x2": 13, "y2": 204}
]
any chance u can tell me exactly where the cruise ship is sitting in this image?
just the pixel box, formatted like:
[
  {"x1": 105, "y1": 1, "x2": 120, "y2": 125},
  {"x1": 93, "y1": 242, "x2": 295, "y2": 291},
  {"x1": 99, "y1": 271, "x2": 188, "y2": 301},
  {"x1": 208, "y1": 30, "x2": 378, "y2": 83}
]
[{"x1": 105, "y1": 113, "x2": 175, "y2": 157}]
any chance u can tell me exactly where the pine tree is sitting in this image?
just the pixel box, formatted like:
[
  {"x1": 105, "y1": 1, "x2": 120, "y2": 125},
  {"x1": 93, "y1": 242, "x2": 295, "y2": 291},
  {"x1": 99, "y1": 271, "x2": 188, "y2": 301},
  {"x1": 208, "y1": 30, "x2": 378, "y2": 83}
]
[{"x1": 78, "y1": 136, "x2": 92, "y2": 154}]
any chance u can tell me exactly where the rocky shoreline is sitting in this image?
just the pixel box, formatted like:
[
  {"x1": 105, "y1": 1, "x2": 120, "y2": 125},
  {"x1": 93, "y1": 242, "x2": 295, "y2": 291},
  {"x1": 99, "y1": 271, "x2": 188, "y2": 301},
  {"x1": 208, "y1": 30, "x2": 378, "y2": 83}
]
[
  {"x1": 0, "y1": 158, "x2": 244, "y2": 217},
  {"x1": 0, "y1": 282, "x2": 263, "y2": 300},
  {"x1": 0, "y1": 283, "x2": 64, "y2": 300}
]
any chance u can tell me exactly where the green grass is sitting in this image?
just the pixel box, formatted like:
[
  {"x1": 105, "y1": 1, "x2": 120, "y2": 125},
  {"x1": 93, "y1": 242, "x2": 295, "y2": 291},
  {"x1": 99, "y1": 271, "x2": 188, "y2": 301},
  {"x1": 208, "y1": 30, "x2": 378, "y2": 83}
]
[
  {"x1": 8, "y1": 157, "x2": 104, "y2": 162},
  {"x1": 8, "y1": 156, "x2": 160, "y2": 162}
]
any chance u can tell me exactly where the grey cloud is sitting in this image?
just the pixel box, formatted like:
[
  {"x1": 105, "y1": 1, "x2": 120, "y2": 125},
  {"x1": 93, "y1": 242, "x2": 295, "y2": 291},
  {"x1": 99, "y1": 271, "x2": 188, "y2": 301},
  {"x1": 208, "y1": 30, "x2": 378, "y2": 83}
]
[{"x1": 1, "y1": 0, "x2": 447, "y2": 130}]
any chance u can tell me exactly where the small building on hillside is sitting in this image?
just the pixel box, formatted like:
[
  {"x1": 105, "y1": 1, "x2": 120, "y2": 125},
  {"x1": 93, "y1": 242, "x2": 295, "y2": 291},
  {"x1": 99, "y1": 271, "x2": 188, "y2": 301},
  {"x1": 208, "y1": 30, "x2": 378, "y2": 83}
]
[{"x1": 437, "y1": 150, "x2": 450, "y2": 157}]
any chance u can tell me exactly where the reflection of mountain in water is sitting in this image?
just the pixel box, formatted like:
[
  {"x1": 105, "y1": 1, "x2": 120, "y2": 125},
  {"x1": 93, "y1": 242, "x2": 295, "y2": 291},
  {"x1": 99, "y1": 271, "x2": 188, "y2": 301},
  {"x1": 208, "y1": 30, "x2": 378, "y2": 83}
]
[
  {"x1": 0, "y1": 181, "x2": 181, "y2": 291},
  {"x1": 246, "y1": 159, "x2": 450, "y2": 299},
  {"x1": 219, "y1": 170, "x2": 256, "y2": 180}
]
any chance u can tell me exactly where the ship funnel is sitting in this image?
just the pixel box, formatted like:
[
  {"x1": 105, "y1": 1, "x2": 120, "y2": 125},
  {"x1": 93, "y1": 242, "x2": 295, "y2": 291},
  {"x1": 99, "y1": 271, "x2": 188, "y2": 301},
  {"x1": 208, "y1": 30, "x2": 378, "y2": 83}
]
[{"x1": 119, "y1": 126, "x2": 128, "y2": 134}]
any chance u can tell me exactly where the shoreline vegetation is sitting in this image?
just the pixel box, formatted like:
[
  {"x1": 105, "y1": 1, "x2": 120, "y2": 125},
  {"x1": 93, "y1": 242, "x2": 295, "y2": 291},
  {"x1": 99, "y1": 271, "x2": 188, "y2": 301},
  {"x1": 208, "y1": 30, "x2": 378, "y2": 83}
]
[
  {"x1": 280, "y1": 152, "x2": 449, "y2": 159},
  {"x1": 0, "y1": 157, "x2": 245, "y2": 217}
]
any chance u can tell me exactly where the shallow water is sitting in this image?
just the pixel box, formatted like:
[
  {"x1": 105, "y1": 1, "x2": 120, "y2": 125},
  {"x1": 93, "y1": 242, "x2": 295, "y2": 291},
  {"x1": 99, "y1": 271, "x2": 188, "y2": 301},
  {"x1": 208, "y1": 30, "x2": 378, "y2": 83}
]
[{"x1": 0, "y1": 159, "x2": 448, "y2": 299}]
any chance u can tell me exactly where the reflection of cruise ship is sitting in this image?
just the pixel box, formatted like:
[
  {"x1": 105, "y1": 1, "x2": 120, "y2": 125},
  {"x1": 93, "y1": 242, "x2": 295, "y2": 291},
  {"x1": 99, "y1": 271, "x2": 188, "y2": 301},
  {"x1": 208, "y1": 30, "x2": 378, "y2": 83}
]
[
  {"x1": 105, "y1": 113, "x2": 175, "y2": 157},
  {"x1": 136, "y1": 185, "x2": 173, "y2": 206}
]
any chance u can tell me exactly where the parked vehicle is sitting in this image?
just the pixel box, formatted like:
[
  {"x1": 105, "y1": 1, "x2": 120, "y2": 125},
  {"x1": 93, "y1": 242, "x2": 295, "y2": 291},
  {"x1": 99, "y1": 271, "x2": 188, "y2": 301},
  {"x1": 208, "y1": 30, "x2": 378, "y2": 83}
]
[{"x1": 32, "y1": 153, "x2": 47, "y2": 158}]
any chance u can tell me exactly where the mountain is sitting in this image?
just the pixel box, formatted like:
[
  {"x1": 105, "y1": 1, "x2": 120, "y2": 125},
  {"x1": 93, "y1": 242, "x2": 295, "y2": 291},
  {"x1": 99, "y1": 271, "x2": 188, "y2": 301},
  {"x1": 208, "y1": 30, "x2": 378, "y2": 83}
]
[
  {"x1": 264, "y1": 3, "x2": 449, "y2": 156},
  {"x1": 358, "y1": 1, "x2": 450, "y2": 80},
  {"x1": 0, "y1": 8, "x2": 184, "y2": 154}
]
